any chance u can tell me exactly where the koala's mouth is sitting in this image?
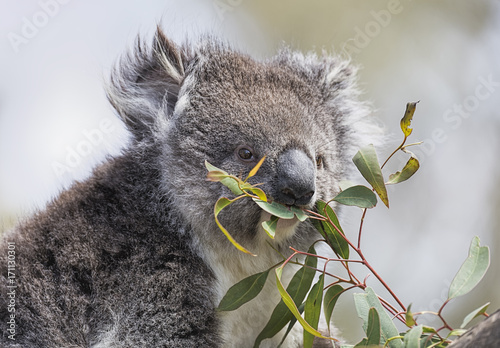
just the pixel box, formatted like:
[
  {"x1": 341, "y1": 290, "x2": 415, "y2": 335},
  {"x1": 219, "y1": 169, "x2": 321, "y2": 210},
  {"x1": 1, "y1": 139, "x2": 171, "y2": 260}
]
[{"x1": 259, "y1": 211, "x2": 301, "y2": 242}]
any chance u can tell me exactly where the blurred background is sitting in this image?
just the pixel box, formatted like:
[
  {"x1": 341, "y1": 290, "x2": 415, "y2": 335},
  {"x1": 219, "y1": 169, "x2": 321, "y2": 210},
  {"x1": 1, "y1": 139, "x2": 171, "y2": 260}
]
[{"x1": 1, "y1": 0, "x2": 499, "y2": 343}]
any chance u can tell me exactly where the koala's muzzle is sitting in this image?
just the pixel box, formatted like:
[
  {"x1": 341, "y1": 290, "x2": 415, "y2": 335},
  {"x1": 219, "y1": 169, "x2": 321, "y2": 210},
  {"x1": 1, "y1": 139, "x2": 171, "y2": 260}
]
[{"x1": 275, "y1": 149, "x2": 315, "y2": 207}]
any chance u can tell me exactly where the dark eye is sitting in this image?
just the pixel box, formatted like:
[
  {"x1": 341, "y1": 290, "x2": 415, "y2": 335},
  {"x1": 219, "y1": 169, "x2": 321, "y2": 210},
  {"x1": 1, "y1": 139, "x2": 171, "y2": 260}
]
[
  {"x1": 316, "y1": 155, "x2": 324, "y2": 169},
  {"x1": 236, "y1": 145, "x2": 255, "y2": 162}
]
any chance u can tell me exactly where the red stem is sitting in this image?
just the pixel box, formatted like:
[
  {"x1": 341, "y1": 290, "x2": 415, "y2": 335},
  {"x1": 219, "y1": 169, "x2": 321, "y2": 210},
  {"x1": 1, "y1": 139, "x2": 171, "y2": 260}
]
[{"x1": 323, "y1": 209, "x2": 407, "y2": 313}]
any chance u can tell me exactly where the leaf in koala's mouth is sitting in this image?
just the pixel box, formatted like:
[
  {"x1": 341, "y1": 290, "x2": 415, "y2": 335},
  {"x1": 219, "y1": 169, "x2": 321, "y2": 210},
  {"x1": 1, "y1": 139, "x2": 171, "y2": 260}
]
[
  {"x1": 214, "y1": 197, "x2": 256, "y2": 256},
  {"x1": 262, "y1": 215, "x2": 279, "y2": 239},
  {"x1": 290, "y1": 206, "x2": 308, "y2": 222},
  {"x1": 252, "y1": 199, "x2": 295, "y2": 219}
]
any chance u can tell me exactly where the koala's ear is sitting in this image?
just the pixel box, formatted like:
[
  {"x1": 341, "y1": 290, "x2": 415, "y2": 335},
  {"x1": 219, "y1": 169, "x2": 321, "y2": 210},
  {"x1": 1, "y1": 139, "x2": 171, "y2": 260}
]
[
  {"x1": 275, "y1": 48, "x2": 359, "y2": 105},
  {"x1": 107, "y1": 28, "x2": 189, "y2": 139}
]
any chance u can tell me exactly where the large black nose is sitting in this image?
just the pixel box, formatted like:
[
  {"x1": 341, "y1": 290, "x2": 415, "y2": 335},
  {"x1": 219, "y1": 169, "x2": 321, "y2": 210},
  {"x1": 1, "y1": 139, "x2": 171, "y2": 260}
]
[{"x1": 275, "y1": 149, "x2": 316, "y2": 206}]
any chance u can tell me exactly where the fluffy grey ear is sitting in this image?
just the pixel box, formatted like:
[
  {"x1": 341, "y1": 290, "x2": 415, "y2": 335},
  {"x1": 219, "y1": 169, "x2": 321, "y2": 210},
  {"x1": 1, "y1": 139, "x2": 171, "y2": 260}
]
[
  {"x1": 107, "y1": 28, "x2": 188, "y2": 139},
  {"x1": 274, "y1": 48, "x2": 379, "y2": 147},
  {"x1": 274, "y1": 48, "x2": 359, "y2": 105}
]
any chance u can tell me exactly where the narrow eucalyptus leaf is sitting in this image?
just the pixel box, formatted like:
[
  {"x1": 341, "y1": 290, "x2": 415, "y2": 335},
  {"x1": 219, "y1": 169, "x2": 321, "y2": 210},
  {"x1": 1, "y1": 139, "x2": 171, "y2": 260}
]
[
  {"x1": 248, "y1": 187, "x2": 268, "y2": 202},
  {"x1": 447, "y1": 329, "x2": 467, "y2": 338},
  {"x1": 221, "y1": 176, "x2": 244, "y2": 195},
  {"x1": 323, "y1": 285, "x2": 344, "y2": 334},
  {"x1": 354, "y1": 287, "x2": 403, "y2": 348},
  {"x1": 290, "y1": 206, "x2": 308, "y2": 222},
  {"x1": 352, "y1": 145, "x2": 389, "y2": 208},
  {"x1": 214, "y1": 197, "x2": 255, "y2": 256},
  {"x1": 403, "y1": 325, "x2": 422, "y2": 348},
  {"x1": 333, "y1": 185, "x2": 377, "y2": 208},
  {"x1": 448, "y1": 236, "x2": 490, "y2": 300},
  {"x1": 405, "y1": 304, "x2": 416, "y2": 327},
  {"x1": 218, "y1": 270, "x2": 270, "y2": 311},
  {"x1": 313, "y1": 201, "x2": 349, "y2": 259},
  {"x1": 253, "y1": 199, "x2": 295, "y2": 219},
  {"x1": 206, "y1": 170, "x2": 229, "y2": 182},
  {"x1": 386, "y1": 156, "x2": 420, "y2": 185},
  {"x1": 277, "y1": 303, "x2": 305, "y2": 348},
  {"x1": 247, "y1": 155, "x2": 267, "y2": 179},
  {"x1": 365, "y1": 307, "x2": 381, "y2": 345},
  {"x1": 304, "y1": 274, "x2": 325, "y2": 348},
  {"x1": 460, "y1": 302, "x2": 490, "y2": 329},
  {"x1": 262, "y1": 216, "x2": 279, "y2": 239},
  {"x1": 275, "y1": 269, "x2": 332, "y2": 342},
  {"x1": 254, "y1": 246, "x2": 318, "y2": 347},
  {"x1": 400, "y1": 102, "x2": 418, "y2": 138},
  {"x1": 205, "y1": 160, "x2": 227, "y2": 174}
]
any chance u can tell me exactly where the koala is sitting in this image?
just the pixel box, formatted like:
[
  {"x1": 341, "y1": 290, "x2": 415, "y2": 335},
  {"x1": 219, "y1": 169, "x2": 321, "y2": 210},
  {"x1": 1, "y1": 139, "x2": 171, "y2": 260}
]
[{"x1": 0, "y1": 28, "x2": 375, "y2": 347}]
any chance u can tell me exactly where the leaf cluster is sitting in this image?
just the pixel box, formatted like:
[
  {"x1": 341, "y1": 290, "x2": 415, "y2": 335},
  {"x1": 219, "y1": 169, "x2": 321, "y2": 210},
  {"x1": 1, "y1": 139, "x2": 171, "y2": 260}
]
[{"x1": 206, "y1": 103, "x2": 492, "y2": 347}]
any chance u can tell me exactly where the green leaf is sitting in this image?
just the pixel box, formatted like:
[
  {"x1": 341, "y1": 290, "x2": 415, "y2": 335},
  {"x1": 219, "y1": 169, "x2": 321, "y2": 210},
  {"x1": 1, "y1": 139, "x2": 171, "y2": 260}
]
[
  {"x1": 403, "y1": 325, "x2": 422, "y2": 348},
  {"x1": 214, "y1": 197, "x2": 255, "y2": 256},
  {"x1": 405, "y1": 304, "x2": 416, "y2": 327},
  {"x1": 205, "y1": 160, "x2": 226, "y2": 173},
  {"x1": 400, "y1": 102, "x2": 418, "y2": 138},
  {"x1": 218, "y1": 269, "x2": 270, "y2": 311},
  {"x1": 421, "y1": 326, "x2": 438, "y2": 334},
  {"x1": 448, "y1": 236, "x2": 490, "y2": 300},
  {"x1": 290, "y1": 206, "x2": 308, "y2": 222},
  {"x1": 333, "y1": 185, "x2": 377, "y2": 208},
  {"x1": 222, "y1": 176, "x2": 245, "y2": 195},
  {"x1": 354, "y1": 310, "x2": 382, "y2": 346},
  {"x1": 247, "y1": 155, "x2": 267, "y2": 180},
  {"x1": 460, "y1": 302, "x2": 490, "y2": 329},
  {"x1": 362, "y1": 307, "x2": 381, "y2": 346},
  {"x1": 205, "y1": 160, "x2": 244, "y2": 195},
  {"x1": 253, "y1": 199, "x2": 295, "y2": 219},
  {"x1": 352, "y1": 145, "x2": 389, "y2": 208},
  {"x1": 247, "y1": 186, "x2": 268, "y2": 202},
  {"x1": 254, "y1": 246, "x2": 318, "y2": 347},
  {"x1": 277, "y1": 303, "x2": 305, "y2": 348},
  {"x1": 206, "y1": 170, "x2": 229, "y2": 182},
  {"x1": 274, "y1": 269, "x2": 332, "y2": 343},
  {"x1": 386, "y1": 156, "x2": 420, "y2": 185},
  {"x1": 304, "y1": 274, "x2": 325, "y2": 348},
  {"x1": 323, "y1": 285, "x2": 344, "y2": 334},
  {"x1": 447, "y1": 329, "x2": 467, "y2": 338},
  {"x1": 262, "y1": 215, "x2": 279, "y2": 239},
  {"x1": 313, "y1": 200, "x2": 349, "y2": 259},
  {"x1": 354, "y1": 287, "x2": 403, "y2": 348}
]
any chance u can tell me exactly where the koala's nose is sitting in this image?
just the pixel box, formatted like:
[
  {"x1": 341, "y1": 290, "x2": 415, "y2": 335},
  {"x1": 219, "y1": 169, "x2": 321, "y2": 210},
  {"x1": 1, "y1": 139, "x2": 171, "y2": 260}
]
[{"x1": 275, "y1": 149, "x2": 316, "y2": 206}]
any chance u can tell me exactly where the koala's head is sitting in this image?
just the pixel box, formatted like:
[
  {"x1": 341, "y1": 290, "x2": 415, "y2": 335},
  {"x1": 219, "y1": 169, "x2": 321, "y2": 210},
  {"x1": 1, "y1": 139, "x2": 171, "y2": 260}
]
[{"x1": 108, "y1": 29, "x2": 375, "y2": 251}]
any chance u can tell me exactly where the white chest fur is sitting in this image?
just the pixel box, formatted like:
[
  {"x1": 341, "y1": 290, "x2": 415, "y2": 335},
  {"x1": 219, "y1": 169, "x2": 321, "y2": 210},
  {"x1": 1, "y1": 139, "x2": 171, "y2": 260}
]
[{"x1": 200, "y1": 213, "x2": 306, "y2": 348}]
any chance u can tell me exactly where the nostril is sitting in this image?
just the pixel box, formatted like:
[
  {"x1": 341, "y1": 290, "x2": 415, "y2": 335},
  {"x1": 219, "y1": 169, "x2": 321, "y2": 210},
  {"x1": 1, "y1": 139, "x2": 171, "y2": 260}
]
[
  {"x1": 296, "y1": 190, "x2": 315, "y2": 206},
  {"x1": 279, "y1": 188, "x2": 298, "y2": 206},
  {"x1": 278, "y1": 187, "x2": 315, "y2": 206},
  {"x1": 281, "y1": 188, "x2": 295, "y2": 199}
]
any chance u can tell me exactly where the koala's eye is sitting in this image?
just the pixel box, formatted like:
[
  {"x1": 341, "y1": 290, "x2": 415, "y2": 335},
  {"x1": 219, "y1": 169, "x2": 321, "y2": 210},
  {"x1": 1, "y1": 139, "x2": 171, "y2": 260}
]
[
  {"x1": 236, "y1": 146, "x2": 255, "y2": 162},
  {"x1": 316, "y1": 155, "x2": 324, "y2": 169}
]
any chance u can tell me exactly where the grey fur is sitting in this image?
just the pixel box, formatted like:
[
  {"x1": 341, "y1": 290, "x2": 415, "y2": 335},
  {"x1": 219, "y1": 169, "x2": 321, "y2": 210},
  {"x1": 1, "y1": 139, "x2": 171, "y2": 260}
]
[{"x1": 1, "y1": 29, "x2": 376, "y2": 347}]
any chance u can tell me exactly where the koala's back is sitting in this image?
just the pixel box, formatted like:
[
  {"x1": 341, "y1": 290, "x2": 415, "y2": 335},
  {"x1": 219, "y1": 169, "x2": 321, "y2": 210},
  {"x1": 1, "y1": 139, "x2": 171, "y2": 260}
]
[{"x1": 0, "y1": 149, "x2": 219, "y2": 347}]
